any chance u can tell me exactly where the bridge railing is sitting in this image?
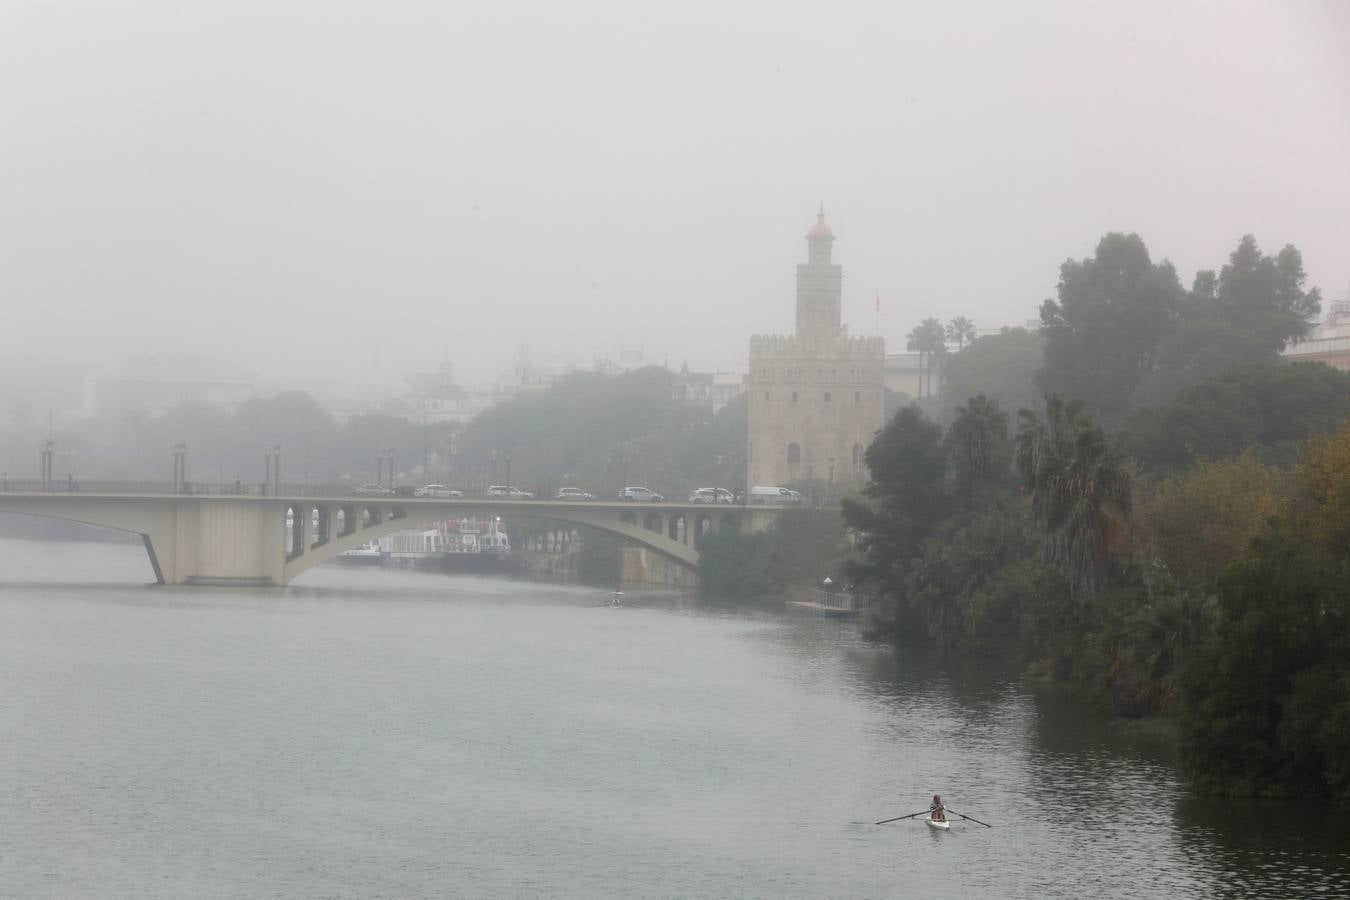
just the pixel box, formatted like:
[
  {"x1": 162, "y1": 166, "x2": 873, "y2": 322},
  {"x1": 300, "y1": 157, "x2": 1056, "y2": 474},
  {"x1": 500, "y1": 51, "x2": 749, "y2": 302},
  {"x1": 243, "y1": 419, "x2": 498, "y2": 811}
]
[{"x1": 0, "y1": 479, "x2": 355, "y2": 497}]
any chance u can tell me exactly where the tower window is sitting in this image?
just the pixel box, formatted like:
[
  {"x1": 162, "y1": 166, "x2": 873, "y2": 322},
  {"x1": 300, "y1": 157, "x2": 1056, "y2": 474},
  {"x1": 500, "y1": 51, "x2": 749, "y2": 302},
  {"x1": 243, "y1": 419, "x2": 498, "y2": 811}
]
[
  {"x1": 787, "y1": 443, "x2": 801, "y2": 465},
  {"x1": 854, "y1": 391, "x2": 861, "y2": 403},
  {"x1": 764, "y1": 391, "x2": 770, "y2": 402},
  {"x1": 792, "y1": 392, "x2": 798, "y2": 403},
  {"x1": 853, "y1": 443, "x2": 863, "y2": 467},
  {"x1": 824, "y1": 392, "x2": 831, "y2": 403}
]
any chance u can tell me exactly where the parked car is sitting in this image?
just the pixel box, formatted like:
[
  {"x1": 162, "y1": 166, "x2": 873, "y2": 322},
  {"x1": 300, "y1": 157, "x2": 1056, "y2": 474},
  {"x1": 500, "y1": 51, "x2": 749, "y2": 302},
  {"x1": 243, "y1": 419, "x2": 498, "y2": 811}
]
[
  {"x1": 487, "y1": 485, "x2": 534, "y2": 499},
  {"x1": 689, "y1": 487, "x2": 734, "y2": 504},
  {"x1": 354, "y1": 483, "x2": 393, "y2": 496},
  {"x1": 554, "y1": 487, "x2": 596, "y2": 501},
  {"x1": 392, "y1": 484, "x2": 418, "y2": 497},
  {"x1": 619, "y1": 486, "x2": 664, "y2": 502},
  {"x1": 749, "y1": 485, "x2": 804, "y2": 505},
  {"x1": 415, "y1": 484, "x2": 464, "y2": 498}
]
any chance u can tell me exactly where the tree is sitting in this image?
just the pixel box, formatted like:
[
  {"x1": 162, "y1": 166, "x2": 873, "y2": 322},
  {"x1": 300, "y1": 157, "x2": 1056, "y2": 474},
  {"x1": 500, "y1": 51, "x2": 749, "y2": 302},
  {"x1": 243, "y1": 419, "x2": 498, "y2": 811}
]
[
  {"x1": 1120, "y1": 362, "x2": 1350, "y2": 473},
  {"x1": 906, "y1": 326, "x2": 927, "y2": 398},
  {"x1": 1133, "y1": 451, "x2": 1284, "y2": 584},
  {"x1": 939, "y1": 327, "x2": 1044, "y2": 426},
  {"x1": 1179, "y1": 525, "x2": 1350, "y2": 803},
  {"x1": 946, "y1": 394, "x2": 1009, "y2": 488},
  {"x1": 1292, "y1": 422, "x2": 1350, "y2": 558},
  {"x1": 906, "y1": 319, "x2": 948, "y2": 398},
  {"x1": 843, "y1": 405, "x2": 949, "y2": 592},
  {"x1": 919, "y1": 318, "x2": 947, "y2": 397},
  {"x1": 945, "y1": 316, "x2": 976, "y2": 350},
  {"x1": 1137, "y1": 235, "x2": 1323, "y2": 405},
  {"x1": 1037, "y1": 233, "x2": 1184, "y2": 423},
  {"x1": 1016, "y1": 395, "x2": 1132, "y2": 602}
]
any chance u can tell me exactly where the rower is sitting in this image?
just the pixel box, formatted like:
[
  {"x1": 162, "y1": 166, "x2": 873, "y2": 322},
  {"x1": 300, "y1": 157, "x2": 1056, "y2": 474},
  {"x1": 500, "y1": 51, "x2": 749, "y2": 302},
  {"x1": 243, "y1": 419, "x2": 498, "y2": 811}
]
[{"x1": 929, "y1": 794, "x2": 946, "y2": 822}]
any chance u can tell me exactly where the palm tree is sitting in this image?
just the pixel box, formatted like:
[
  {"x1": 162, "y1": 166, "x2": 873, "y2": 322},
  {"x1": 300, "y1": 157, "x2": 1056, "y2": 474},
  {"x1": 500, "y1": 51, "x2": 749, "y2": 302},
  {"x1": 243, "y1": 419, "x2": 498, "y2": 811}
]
[
  {"x1": 946, "y1": 316, "x2": 976, "y2": 350},
  {"x1": 1015, "y1": 395, "x2": 1131, "y2": 602},
  {"x1": 948, "y1": 394, "x2": 1008, "y2": 483},
  {"x1": 919, "y1": 318, "x2": 947, "y2": 397},
  {"x1": 905, "y1": 326, "x2": 926, "y2": 398}
]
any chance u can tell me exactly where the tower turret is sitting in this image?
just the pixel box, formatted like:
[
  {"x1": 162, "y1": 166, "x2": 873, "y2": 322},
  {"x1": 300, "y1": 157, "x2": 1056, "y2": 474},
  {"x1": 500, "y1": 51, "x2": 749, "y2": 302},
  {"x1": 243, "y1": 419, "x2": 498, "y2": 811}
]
[{"x1": 795, "y1": 207, "x2": 843, "y2": 345}]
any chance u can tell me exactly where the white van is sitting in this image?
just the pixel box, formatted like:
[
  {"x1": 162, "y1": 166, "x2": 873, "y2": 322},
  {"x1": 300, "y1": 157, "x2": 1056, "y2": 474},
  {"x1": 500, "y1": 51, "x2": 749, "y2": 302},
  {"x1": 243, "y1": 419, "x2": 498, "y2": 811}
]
[{"x1": 749, "y1": 486, "x2": 803, "y2": 505}]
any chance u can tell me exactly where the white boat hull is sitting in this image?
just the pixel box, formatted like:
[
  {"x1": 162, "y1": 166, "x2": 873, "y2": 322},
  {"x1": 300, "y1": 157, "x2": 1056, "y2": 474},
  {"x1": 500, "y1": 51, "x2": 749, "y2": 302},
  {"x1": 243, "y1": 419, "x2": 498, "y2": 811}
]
[{"x1": 926, "y1": 817, "x2": 950, "y2": 830}]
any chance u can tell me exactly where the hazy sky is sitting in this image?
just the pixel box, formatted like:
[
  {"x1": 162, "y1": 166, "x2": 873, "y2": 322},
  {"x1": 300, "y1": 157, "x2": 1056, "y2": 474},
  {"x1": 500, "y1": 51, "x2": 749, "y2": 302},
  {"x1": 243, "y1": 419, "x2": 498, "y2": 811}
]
[{"x1": 3, "y1": 0, "x2": 1348, "y2": 395}]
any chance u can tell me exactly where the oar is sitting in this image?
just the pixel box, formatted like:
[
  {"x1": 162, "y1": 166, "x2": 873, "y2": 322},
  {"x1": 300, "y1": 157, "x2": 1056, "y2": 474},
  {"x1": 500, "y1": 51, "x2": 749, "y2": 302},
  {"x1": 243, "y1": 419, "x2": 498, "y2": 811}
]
[
  {"x1": 875, "y1": 809, "x2": 933, "y2": 825},
  {"x1": 945, "y1": 807, "x2": 992, "y2": 827}
]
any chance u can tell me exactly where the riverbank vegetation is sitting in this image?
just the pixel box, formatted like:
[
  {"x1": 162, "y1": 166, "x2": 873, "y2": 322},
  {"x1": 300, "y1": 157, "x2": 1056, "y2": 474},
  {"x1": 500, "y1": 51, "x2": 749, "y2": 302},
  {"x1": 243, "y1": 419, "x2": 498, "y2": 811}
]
[{"x1": 705, "y1": 231, "x2": 1349, "y2": 804}]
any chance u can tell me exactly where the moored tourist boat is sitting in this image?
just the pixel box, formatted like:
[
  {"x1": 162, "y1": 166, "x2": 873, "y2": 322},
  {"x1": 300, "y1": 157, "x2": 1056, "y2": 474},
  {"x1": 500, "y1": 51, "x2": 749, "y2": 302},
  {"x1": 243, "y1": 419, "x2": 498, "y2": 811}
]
[{"x1": 336, "y1": 540, "x2": 382, "y2": 564}]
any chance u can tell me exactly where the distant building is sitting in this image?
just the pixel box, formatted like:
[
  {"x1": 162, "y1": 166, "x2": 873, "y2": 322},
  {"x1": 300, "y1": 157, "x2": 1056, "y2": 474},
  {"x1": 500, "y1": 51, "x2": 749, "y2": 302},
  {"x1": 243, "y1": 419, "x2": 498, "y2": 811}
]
[
  {"x1": 82, "y1": 354, "x2": 254, "y2": 418},
  {"x1": 747, "y1": 210, "x2": 886, "y2": 489},
  {"x1": 392, "y1": 358, "x2": 474, "y2": 423},
  {"x1": 883, "y1": 353, "x2": 924, "y2": 398},
  {"x1": 672, "y1": 364, "x2": 746, "y2": 413},
  {"x1": 1284, "y1": 297, "x2": 1350, "y2": 372}
]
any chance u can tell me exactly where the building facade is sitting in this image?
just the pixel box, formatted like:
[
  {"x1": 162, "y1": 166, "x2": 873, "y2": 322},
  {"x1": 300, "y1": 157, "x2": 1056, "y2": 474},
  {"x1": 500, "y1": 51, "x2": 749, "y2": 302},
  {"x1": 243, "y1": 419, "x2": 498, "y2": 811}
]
[
  {"x1": 1283, "y1": 297, "x2": 1350, "y2": 371},
  {"x1": 747, "y1": 211, "x2": 886, "y2": 489}
]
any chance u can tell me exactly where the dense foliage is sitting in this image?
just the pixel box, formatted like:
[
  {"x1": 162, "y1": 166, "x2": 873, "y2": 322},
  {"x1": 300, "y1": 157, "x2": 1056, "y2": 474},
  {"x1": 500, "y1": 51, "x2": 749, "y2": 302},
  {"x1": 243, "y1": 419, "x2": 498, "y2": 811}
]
[
  {"x1": 1121, "y1": 363, "x2": 1350, "y2": 473},
  {"x1": 697, "y1": 508, "x2": 851, "y2": 601},
  {"x1": 1037, "y1": 233, "x2": 1320, "y2": 424},
  {"x1": 841, "y1": 390, "x2": 1350, "y2": 803},
  {"x1": 937, "y1": 328, "x2": 1043, "y2": 426}
]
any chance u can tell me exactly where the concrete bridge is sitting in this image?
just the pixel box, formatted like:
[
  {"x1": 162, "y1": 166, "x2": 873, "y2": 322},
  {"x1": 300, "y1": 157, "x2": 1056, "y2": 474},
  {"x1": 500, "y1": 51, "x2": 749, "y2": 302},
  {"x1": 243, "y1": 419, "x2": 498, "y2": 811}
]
[{"x1": 0, "y1": 491, "x2": 780, "y2": 586}]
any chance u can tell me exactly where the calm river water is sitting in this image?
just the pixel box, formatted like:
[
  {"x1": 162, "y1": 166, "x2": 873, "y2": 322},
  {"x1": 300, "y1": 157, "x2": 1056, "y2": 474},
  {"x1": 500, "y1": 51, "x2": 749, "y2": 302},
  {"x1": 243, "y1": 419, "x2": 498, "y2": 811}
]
[{"x1": 1, "y1": 540, "x2": 1347, "y2": 898}]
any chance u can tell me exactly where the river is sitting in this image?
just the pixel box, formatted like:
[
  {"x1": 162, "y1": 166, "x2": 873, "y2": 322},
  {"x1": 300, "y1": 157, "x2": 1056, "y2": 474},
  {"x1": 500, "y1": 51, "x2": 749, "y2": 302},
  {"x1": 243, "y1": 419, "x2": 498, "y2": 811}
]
[{"x1": 0, "y1": 539, "x2": 1346, "y2": 898}]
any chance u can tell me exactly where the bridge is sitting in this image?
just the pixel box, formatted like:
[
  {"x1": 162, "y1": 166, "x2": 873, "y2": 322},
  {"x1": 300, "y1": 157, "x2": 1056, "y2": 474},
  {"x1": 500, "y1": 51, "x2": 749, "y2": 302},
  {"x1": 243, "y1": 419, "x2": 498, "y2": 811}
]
[{"x1": 0, "y1": 489, "x2": 781, "y2": 586}]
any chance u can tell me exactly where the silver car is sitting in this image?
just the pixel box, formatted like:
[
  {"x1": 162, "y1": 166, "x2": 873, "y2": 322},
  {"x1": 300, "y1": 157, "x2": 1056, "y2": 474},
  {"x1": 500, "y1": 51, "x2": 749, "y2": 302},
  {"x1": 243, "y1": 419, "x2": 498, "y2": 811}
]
[
  {"x1": 554, "y1": 487, "x2": 596, "y2": 501},
  {"x1": 619, "y1": 486, "x2": 664, "y2": 502},
  {"x1": 689, "y1": 487, "x2": 734, "y2": 504},
  {"x1": 415, "y1": 484, "x2": 463, "y2": 498},
  {"x1": 487, "y1": 485, "x2": 534, "y2": 499}
]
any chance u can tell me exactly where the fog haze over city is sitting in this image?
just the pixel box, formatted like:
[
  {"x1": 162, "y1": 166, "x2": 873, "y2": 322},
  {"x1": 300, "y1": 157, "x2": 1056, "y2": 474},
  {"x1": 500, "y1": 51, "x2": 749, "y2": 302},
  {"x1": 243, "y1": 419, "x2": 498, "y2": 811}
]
[{"x1": 3, "y1": 0, "x2": 1348, "y2": 392}]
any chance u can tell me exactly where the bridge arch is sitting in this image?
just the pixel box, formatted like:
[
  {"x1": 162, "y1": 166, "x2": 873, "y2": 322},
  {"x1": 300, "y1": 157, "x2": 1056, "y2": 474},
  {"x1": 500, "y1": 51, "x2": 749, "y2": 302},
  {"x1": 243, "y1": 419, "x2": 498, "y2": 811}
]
[{"x1": 0, "y1": 494, "x2": 781, "y2": 586}]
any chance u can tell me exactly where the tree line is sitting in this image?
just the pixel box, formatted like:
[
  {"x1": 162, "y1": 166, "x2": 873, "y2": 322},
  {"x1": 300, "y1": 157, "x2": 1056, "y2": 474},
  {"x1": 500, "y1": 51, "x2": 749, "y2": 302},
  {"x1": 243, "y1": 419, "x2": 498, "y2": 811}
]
[{"x1": 707, "y1": 231, "x2": 1349, "y2": 805}]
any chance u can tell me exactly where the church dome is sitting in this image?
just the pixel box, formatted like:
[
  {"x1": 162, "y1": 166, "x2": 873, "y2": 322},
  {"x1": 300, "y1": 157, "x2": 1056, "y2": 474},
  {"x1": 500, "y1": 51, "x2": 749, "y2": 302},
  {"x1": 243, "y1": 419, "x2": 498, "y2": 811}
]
[{"x1": 807, "y1": 210, "x2": 834, "y2": 240}]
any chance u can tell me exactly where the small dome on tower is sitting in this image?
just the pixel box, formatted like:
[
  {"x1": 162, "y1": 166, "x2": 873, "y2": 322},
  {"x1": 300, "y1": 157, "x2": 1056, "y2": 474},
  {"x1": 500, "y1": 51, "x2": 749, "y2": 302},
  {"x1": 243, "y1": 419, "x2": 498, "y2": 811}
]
[{"x1": 807, "y1": 209, "x2": 834, "y2": 240}]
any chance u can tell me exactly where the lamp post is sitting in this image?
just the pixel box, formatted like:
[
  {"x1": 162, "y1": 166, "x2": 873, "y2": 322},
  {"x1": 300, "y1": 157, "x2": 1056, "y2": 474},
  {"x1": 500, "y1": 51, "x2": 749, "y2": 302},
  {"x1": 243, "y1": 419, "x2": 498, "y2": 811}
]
[
  {"x1": 504, "y1": 451, "x2": 513, "y2": 490},
  {"x1": 490, "y1": 449, "x2": 499, "y2": 486},
  {"x1": 173, "y1": 443, "x2": 188, "y2": 493},
  {"x1": 386, "y1": 448, "x2": 395, "y2": 491},
  {"x1": 263, "y1": 446, "x2": 273, "y2": 496},
  {"x1": 41, "y1": 439, "x2": 54, "y2": 493},
  {"x1": 272, "y1": 445, "x2": 281, "y2": 496},
  {"x1": 827, "y1": 456, "x2": 835, "y2": 507}
]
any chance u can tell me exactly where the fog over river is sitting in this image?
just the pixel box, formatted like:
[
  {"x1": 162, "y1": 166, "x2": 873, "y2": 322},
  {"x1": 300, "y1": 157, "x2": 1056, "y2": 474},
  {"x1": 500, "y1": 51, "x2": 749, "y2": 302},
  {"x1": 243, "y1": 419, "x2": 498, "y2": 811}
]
[{"x1": 0, "y1": 540, "x2": 1346, "y2": 898}]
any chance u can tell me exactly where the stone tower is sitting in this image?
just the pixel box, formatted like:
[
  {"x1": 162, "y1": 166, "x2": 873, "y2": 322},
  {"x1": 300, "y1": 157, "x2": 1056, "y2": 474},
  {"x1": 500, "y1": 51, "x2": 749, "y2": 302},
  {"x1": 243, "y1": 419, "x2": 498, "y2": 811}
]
[{"x1": 746, "y1": 210, "x2": 886, "y2": 492}]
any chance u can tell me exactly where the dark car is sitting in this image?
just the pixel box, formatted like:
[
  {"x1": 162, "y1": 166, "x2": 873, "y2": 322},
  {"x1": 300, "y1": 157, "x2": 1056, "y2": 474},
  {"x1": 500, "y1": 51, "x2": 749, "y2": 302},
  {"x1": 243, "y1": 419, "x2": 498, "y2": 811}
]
[{"x1": 393, "y1": 485, "x2": 418, "y2": 497}]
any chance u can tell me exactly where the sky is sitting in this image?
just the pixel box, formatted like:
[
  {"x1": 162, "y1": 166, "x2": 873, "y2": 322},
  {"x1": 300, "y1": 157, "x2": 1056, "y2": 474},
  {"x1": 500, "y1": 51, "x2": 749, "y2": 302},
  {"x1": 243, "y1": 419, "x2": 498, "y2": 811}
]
[{"x1": 2, "y1": 0, "x2": 1348, "y2": 396}]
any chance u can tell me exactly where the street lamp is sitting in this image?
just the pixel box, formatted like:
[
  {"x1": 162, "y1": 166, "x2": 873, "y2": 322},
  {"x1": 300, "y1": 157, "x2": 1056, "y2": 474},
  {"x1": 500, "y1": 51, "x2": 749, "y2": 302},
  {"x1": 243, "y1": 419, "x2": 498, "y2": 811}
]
[
  {"x1": 41, "y1": 439, "x2": 54, "y2": 493},
  {"x1": 173, "y1": 443, "x2": 188, "y2": 493},
  {"x1": 827, "y1": 456, "x2": 835, "y2": 506},
  {"x1": 490, "y1": 449, "x2": 499, "y2": 485},
  {"x1": 273, "y1": 445, "x2": 281, "y2": 496},
  {"x1": 387, "y1": 448, "x2": 395, "y2": 491},
  {"x1": 504, "y1": 450, "x2": 513, "y2": 489},
  {"x1": 263, "y1": 445, "x2": 273, "y2": 496}
]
